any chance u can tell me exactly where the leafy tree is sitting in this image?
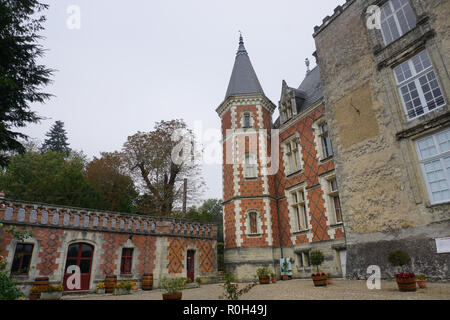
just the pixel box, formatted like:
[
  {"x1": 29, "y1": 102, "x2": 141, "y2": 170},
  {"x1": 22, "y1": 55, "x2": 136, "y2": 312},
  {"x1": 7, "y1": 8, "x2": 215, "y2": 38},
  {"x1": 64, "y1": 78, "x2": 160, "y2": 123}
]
[
  {"x1": 41, "y1": 120, "x2": 71, "y2": 155},
  {"x1": 122, "y1": 120, "x2": 204, "y2": 216},
  {"x1": 0, "y1": 151, "x2": 103, "y2": 208},
  {"x1": 85, "y1": 152, "x2": 138, "y2": 213},
  {"x1": 0, "y1": 0, "x2": 53, "y2": 167},
  {"x1": 310, "y1": 249, "x2": 325, "y2": 273}
]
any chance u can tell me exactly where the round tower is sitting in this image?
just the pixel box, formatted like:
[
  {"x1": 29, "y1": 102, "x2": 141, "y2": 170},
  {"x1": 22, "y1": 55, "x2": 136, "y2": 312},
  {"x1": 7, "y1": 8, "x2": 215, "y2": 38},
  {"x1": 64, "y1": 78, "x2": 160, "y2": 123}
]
[{"x1": 216, "y1": 35, "x2": 278, "y2": 280}]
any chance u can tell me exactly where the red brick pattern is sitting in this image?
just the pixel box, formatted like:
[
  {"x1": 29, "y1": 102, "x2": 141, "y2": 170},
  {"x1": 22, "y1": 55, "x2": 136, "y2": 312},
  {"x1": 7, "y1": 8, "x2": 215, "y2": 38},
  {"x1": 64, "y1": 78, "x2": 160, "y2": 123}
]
[
  {"x1": 133, "y1": 235, "x2": 157, "y2": 274},
  {"x1": 238, "y1": 199, "x2": 269, "y2": 247},
  {"x1": 223, "y1": 202, "x2": 236, "y2": 248},
  {"x1": 35, "y1": 227, "x2": 64, "y2": 276},
  {"x1": 167, "y1": 237, "x2": 216, "y2": 274}
]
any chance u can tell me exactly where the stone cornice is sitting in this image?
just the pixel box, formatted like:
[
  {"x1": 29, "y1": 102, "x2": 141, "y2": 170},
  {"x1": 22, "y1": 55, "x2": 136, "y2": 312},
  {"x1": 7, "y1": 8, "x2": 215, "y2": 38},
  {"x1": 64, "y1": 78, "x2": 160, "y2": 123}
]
[{"x1": 216, "y1": 93, "x2": 277, "y2": 118}]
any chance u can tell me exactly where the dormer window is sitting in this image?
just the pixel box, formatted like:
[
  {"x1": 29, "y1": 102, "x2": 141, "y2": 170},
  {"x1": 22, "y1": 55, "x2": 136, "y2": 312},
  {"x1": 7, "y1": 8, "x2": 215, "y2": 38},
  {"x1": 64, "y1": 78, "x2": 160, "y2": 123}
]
[{"x1": 380, "y1": 0, "x2": 416, "y2": 46}]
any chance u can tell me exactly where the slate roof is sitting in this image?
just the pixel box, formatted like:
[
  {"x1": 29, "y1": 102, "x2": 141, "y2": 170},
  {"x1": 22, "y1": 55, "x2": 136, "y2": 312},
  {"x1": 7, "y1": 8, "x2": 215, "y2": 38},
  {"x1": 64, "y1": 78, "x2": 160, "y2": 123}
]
[
  {"x1": 297, "y1": 66, "x2": 323, "y2": 110},
  {"x1": 225, "y1": 36, "x2": 265, "y2": 99}
]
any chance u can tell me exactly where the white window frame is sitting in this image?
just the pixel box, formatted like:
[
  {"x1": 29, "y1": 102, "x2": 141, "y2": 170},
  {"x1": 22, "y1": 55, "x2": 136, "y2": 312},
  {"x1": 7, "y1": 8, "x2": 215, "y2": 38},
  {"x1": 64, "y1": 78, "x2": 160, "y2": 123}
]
[
  {"x1": 242, "y1": 112, "x2": 253, "y2": 128},
  {"x1": 283, "y1": 137, "x2": 303, "y2": 174},
  {"x1": 244, "y1": 152, "x2": 258, "y2": 179},
  {"x1": 415, "y1": 128, "x2": 450, "y2": 205},
  {"x1": 246, "y1": 210, "x2": 262, "y2": 236},
  {"x1": 290, "y1": 188, "x2": 309, "y2": 232},
  {"x1": 394, "y1": 50, "x2": 446, "y2": 121},
  {"x1": 328, "y1": 178, "x2": 343, "y2": 225},
  {"x1": 319, "y1": 122, "x2": 333, "y2": 159},
  {"x1": 380, "y1": 0, "x2": 417, "y2": 46}
]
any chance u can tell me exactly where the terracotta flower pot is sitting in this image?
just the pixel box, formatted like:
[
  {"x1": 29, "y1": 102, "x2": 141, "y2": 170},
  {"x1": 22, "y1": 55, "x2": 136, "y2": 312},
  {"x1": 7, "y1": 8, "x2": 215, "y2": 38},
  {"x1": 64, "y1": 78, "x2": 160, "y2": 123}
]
[
  {"x1": 416, "y1": 280, "x2": 427, "y2": 289},
  {"x1": 163, "y1": 292, "x2": 182, "y2": 300},
  {"x1": 311, "y1": 274, "x2": 327, "y2": 287},
  {"x1": 271, "y1": 277, "x2": 277, "y2": 283},
  {"x1": 395, "y1": 274, "x2": 417, "y2": 292},
  {"x1": 327, "y1": 278, "x2": 333, "y2": 285},
  {"x1": 29, "y1": 292, "x2": 40, "y2": 300},
  {"x1": 258, "y1": 275, "x2": 270, "y2": 285},
  {"x1": 281, "y1": 275, "x2": 289, "y2": 281},
  {"x1": 132, "y1": 284, "x2": 138, "y2": 291}
]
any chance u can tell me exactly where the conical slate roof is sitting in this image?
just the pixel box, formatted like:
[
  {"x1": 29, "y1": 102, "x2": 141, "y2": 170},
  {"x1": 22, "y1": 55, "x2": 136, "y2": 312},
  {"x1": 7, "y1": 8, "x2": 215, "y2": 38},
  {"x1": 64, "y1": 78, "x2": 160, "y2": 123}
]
[{"x1": 225, "y1": 35, "x2": 264, "y2": 99}]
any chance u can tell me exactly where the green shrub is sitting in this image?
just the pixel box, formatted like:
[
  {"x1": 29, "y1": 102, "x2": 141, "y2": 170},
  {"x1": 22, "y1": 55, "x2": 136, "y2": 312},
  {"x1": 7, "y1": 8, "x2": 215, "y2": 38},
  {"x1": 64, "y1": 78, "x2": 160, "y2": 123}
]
[
  {"x1": 310, "y1": 250, "x2": 325, "y2": 272},
  {"x1": 387, "y1": 250, "x2": 411, "y2": 267},
  {"x1": 161, "y1": 277, "x2": 187, "y2": 295},
  {"x1": 416, "y1": 274, "x2": 426, "y2": 281},
  {"x1": 256, "y1": 268, "x2": 271, "y2": 277},
  {"x1": 0, "y1": 256, "x2": 24, "y2": 300}
]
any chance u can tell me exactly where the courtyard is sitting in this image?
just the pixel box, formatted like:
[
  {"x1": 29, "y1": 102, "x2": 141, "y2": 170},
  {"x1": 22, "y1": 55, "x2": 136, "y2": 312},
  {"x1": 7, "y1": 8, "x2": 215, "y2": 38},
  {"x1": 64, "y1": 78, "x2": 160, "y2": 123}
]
[{"x1": 63, "y1": 279, "x2": 450, "y2": 300}]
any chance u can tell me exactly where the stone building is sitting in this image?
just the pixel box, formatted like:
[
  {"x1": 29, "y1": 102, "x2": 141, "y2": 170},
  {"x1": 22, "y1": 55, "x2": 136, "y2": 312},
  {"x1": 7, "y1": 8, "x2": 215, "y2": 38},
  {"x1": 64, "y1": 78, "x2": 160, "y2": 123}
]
[
  {"x1": 0, "y1": 199, "x2": 217, "y2": 293},
  {"x1": 217, "y1": 0, "x2": 449, "y2": 281},
  {"x1": 313, "y1": 0, "x2": 450, "y2": 279}
]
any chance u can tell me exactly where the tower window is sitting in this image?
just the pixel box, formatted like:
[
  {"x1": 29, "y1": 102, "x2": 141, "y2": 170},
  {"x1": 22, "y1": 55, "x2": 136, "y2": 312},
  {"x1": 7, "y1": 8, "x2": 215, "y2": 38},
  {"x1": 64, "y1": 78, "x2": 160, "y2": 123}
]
[
  {"x1": 244, "y1": 153, "x2": 257, "y2": 179},
  {"x1": 243, "y1": 113, "x2": 251, "y2": 128},
  {"x1": 249, "y1": 212, "x2": 258, "y2": 234},
  {"x1": 284, "y1": 138, "x2": 302, "y2": 174}
]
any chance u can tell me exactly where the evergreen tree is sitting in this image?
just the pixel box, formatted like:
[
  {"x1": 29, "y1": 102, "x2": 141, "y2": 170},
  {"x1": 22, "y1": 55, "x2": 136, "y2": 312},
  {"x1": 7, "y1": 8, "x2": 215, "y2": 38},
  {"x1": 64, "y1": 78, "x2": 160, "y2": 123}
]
[
  {"x1": 0, "y1": 1, "x2": 53, "y2": 167},
  {"x1": 41, "y1": 120, "x2": 71, "y2": 155}
]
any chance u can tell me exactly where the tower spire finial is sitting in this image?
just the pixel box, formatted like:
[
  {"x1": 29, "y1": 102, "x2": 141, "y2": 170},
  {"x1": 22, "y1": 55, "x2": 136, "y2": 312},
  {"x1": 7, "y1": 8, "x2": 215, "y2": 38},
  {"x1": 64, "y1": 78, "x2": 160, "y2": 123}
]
[
  {"x1": 237, "y1": 30, "x2": 247, "y2": 56},
  {"x1": 305, "y1": 58, "x2": 311, "y2": 74}
]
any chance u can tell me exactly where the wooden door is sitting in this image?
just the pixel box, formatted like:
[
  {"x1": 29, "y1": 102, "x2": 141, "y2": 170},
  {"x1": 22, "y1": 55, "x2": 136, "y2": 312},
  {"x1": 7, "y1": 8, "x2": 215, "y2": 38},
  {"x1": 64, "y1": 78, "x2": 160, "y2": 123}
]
[
  {"x1": 63, "y1": 243, "x2": 94, "y2": 291},
  {"x1": 187, "y1": 250, "x2": 195, "y2": 283}
]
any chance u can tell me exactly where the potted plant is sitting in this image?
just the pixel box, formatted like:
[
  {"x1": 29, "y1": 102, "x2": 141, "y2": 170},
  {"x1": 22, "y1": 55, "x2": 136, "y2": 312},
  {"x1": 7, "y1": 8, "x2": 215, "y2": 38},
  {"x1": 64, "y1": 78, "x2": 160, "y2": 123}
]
[
  {"x1": 161, "y1": 277, "x2": 187, "y2": 300},
  {"x1": 131, "y1": 282, "x2": 138, "y2": 291},
  {"x1": 271, "y1": 273, "x2": 277, "y2": 283},
  {"x1": 281, "y1": 260, "x2": 290, "y2": 280},
  {"x1": 96, "y1": 282, "x2": 105, "y2": 294},
  {"x1": 256, "y1": 268, "x2": 271, "y2": 284},
  {"x1": 388, "y1": 250, "x2": 416, "y2": 292},
  {"x1": 310, "y1": 250, "x2": 327, "y2": 287},
  {"x1": 114, "y1": 281, "x2": 133, "y2": 295},
  {"x1": 29, "y1": 286, "x2": 41, "y2": 300},
  {"x1": 416, "y1": 274, "x2": 427, "y2": 289},
  {"x1": 326, "y1": 273, "x2": 333, "y2": 285},
  {"x1": 195, "y1": 277, "x2": 202, "y2": 287},
  {"x1": 40, "y1": 284, "x2": 64, "y2": 300}
]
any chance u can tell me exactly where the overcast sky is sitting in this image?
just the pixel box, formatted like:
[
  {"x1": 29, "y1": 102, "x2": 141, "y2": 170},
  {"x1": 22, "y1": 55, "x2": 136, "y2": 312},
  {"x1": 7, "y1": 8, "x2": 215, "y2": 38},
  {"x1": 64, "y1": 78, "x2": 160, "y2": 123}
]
[{"x1": 23, "y1": 0, "x2": 346, "y2": 202}]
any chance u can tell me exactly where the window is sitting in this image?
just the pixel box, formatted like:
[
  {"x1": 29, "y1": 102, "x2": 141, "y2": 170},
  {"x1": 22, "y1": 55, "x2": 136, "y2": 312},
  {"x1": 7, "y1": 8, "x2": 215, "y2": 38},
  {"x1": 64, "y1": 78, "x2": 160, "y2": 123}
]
[
  {"x1": 291, "y1": 189, "x2": 308, "y2": 231},
  {"x1": 320, "y1": 123, "x2": 333, "y2": 159},
  {"x1": 380, "y1": 0, "x2": 416, "y2": 45},
  {"x1": 120, "y1": 248, "x2": 134, "y2": 274},
  {"x1": 415, "y1": 128, "x2": 450, "y2": 204},
  {"x1": 328, "y1": 178, "x2": 343, "y2": 224},
  {"x1": 244, "y1": 153, "x2": 257, "y2": 179},
  {"x1": 394, "y1": 50, "x2": 445, "y2": 121},
  {"x1": 285, "y1": 138, "x2": 302, "y2": 174},
  {"x1": 243, "y1": 113, "x2": 251, "y2": 128},
  {"x1": 11, "y1": 243, "x2": 33, "y2": 275},
  {"x1": 249, "y1": 212, "x2": 258, "y2": 234}
]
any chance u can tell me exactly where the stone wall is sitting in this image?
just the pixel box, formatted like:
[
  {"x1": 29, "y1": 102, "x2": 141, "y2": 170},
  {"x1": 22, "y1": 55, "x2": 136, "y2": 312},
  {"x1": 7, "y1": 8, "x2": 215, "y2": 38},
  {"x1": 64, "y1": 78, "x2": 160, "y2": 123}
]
[{"x1": 313, "y1": 0, "x2": 450, "y2": 279}]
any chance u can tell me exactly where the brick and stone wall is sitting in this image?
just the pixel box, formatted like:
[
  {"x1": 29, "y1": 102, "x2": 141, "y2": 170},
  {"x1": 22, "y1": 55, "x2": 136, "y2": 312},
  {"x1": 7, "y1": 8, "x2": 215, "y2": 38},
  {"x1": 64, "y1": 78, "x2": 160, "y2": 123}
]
[{"x1": 0, "y1": 199, "x2": 218, "y2": 293}]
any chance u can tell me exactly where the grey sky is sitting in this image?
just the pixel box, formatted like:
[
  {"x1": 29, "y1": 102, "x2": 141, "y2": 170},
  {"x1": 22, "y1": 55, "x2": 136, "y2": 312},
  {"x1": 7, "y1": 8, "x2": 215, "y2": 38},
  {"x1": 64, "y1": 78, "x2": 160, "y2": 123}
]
[{"x1": 23, "y1": 0, "x2": 345, "y2": 202}]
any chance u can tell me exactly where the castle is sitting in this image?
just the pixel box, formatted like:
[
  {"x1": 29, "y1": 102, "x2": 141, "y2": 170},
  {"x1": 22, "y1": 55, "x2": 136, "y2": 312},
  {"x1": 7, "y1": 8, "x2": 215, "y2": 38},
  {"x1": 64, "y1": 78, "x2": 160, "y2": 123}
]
[{"x1": 217, "y1": 0, "x2": 450, "y2": 281}]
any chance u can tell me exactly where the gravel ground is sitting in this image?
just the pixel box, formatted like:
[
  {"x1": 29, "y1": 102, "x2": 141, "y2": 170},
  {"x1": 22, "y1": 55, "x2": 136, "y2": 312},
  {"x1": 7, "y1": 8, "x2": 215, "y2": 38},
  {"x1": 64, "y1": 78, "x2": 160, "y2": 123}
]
[{"x1": 63, "y1": 279, "x2": 450, "y2": 300}]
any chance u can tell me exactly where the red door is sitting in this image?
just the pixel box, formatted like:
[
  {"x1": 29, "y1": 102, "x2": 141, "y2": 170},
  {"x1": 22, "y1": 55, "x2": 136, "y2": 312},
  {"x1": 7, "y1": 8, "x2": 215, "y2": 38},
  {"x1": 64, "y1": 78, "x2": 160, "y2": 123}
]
[
  {"x1": 187, "y1": 250, "x2": 195, "y2": 283},
  {"x1": 63, "y1": 243, "x2": 94, "y2": 291}
]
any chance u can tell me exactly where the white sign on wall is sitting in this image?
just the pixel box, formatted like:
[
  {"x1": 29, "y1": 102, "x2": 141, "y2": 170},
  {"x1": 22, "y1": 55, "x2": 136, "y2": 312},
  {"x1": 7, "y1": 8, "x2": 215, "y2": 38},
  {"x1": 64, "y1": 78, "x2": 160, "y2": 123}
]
[{"x1": 435, "y1": 237, "x2": 450, "y2": 254}]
